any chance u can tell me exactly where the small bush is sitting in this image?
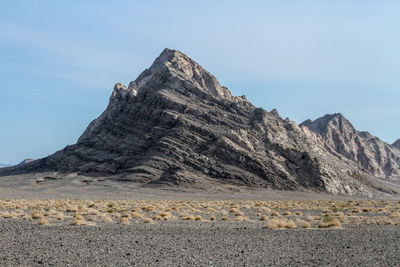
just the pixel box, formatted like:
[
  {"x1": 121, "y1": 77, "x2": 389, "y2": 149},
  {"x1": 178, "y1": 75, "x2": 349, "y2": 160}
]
[
  {"x1": 120, "y1": 217, "x2": 130, "y2": 225},
  {"x1": 39, "y1": 218, "x2": 49, "y2": 225},
  {"x1": 285, "y1": 221, "x2": 297, "y2": 229},
  {"x1": 143, "y1": 218, "x2": 154, "y2": 224},
  {"x1": 271, "y1": 211, "x2": 280, "y2": 216}
]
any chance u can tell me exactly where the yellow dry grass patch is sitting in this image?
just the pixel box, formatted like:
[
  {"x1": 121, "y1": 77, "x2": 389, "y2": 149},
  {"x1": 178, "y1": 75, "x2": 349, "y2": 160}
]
[{"x1": 0, "y1": 199, "x2": 399, "y2": 229}]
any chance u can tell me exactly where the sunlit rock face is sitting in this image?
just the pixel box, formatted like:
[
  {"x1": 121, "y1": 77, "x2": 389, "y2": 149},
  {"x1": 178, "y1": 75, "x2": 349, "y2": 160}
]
[{"x1": 301, "y1": 114, "x2": 400, "y2": 181}]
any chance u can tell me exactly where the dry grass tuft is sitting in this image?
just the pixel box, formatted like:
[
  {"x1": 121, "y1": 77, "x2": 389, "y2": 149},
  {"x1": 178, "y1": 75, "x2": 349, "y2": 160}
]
[
  {"x1": 120, "y1": 217, "x2": 130, "y2": 225},
  {"x1": 263, "y1": 218, "x2": 287, "y2": 230},
  {"x1": 285, "y1": 221, "x2": 297, "y2": 229},
  {"x1": 221, "y1": 215, "x2": 230, "y2": 221},
  {"x1": 143, "y1": 218, "x2": 154, "y2": 224},
  {"x1": 318, "y1": 216, "x2": 342, "y2": 228},
  {"x1": 39, "y1": 217, "x2": 49, "y2": 225},
  {"x1": 300, "y1": 221, "x2": 311, "y2": 229},
  {"x1": 103, "y1": 215, "x2": 113, "y2": 223},
  {"x1": 271, "y1": 211, "x2": 280, "y2": 217}
]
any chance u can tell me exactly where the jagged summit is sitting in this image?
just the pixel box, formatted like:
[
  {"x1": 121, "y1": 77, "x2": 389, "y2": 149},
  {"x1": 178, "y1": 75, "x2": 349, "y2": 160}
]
[
  {"x1": 120, "y1": 48, "x2": 233, "y2": 102},
  {"x1": 393, "y1": 139, "x2": 400, "y2": 150},
  {"x1": 300, "y1": 113, "x2": 356, "y2": 137},
  {"x1": 301, "y1": 113, "x2": 400, "y2": 180}
]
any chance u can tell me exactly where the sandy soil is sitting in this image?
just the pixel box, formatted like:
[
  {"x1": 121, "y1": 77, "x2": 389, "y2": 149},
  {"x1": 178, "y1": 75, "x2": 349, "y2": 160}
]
[
  {"x1": 1, "y1": 173, "x2": 399, "y2": 201},
  {"x1": 1, "y1": 174, "x2": 400, "y2": 266}
]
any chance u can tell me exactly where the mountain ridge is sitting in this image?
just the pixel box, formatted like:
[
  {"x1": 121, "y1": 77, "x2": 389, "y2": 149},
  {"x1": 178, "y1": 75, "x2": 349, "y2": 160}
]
[
  {"x1": 1, "y1": 48, "x2": 396, "y2": 196},
  {"x1": 300, "y1": 113, "x2": 400, "y2": 181}
]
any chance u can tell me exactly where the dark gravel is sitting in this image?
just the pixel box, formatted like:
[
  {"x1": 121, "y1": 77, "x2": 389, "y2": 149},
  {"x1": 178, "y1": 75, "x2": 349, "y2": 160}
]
[{"x1": 0, "y1": 220, "x2": 399, "y2": 266}]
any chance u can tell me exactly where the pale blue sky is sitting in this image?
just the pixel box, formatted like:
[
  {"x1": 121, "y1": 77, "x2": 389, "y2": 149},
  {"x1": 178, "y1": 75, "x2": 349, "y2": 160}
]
[{"x1": 1, "y1": 1, "x2": 399, "y2": 164}]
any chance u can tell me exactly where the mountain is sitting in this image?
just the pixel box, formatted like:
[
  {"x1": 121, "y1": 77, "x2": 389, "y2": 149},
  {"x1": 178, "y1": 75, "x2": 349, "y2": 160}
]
[
  {"x1": 301, "y1": 113, "x2": 400, "y2": 181},
  {"x1": 0, "y1": 49, "x2": 383, "y2": 196},
  {"x1": 393, "y1": 139, "x2": 400, "y2": 150}
]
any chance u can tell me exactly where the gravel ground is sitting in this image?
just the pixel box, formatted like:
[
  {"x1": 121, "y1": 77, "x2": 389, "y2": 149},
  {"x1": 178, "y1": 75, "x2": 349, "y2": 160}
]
[{"x1": 0, "y1": 220, "x2": 399, "y2": 266}]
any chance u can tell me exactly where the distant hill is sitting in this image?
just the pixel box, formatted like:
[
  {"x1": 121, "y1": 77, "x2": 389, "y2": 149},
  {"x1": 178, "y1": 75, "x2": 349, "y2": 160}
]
[{"x1": 301, "y1": 113, "x2": 400, "y2": 181}]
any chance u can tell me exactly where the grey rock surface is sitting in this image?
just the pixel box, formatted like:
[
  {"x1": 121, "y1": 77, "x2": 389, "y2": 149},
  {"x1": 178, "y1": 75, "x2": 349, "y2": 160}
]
[
  {"x1": 0, "y1": 220, "x2": 399, "y2": 267},
  {"x1": 301, "y1": 113, "x2": 400, "y2": 181},
  {"x1": 0, "y1": 49, "x2": 390, "y2": 196}
]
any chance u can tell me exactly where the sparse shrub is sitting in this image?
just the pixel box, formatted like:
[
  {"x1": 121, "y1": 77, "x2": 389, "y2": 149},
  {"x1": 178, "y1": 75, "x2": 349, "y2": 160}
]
[
  {"x1": 103, "y1": 215, "x2": 113, "y2": 223},
  {"x1": 384, "y1": 219, "x2": 394, "y2": 225},
  {"x1": 152, "y1": 214, "x2": 163, "y2": 220},
  {"x1": 305, "y1": 216, "x2": 314, "y2": 222},
  {"x1": 131, "y1": 212, "x2": 143, "y2": 219},
  {"x1": 271, "y1": 211, "x2": 280, "y2": 216},
  {"x1": 300, "y1": 221, "x2": 311, "y2": 229},
  {"x1": 285, "y1": 221, "x2": 297, "y2": 229},
  {"x1": 234, "y1": 216, "x2": 245, "y2": 221},
  {"x1": 318, "y1": 216, "x2": 342, "y2": 228},
  {"x1": 361, "y1": 207, "x2": 374, "y2": 213},
  {"x1": 331, "y1": 206, "x2": 340, "y2": 212},
  {"x1": 120, "y1": 217, "x2": 130, "y2": 225},
  {"x1": 75, "y1": 213, "x2": 84, "y2": 221},
  {"x1": 263, "y1": 219, "x2": 287, "y2": 230},
  {"x1": 39, "y1": 217, "x2": 49, "y2": 225},
  {"x1": 143, "y1": 218, "x2": 154, "y2": 224},
  {"x1": 221, "y1": 215, "x2": 229, "y2": 221},
  {"x1": 31, "y1": 211, "x2": 42, "y2": 219}
]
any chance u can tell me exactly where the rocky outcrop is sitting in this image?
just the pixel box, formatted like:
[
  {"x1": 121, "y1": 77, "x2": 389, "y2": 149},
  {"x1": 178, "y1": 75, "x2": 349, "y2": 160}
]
[
  {"x1": 393, "y1": 139, "x2": 400, "y2": 150},
  {"x1": 301, "y1": 114, "x2": 400, "y2": 181},
  {"x1": 0, "y1": 49, "x2": 382, "y2": 196}
]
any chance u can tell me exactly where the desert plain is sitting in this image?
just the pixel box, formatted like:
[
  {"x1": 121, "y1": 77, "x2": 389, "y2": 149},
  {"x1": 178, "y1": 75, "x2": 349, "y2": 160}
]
[{"x1": 0, "y1": 174, "x2": 399, "y2": 266}]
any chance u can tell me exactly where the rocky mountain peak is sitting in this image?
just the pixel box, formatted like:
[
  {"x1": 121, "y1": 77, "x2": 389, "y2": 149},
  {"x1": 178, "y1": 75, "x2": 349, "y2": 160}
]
[
  {"x1": 301, "y1": 113, "x2": 400, "y2": 180},
  {"x1": 393, "y1": 139, "x2": 400, "y2": 150},
  {"x1": 127, "y1": 48, "x2": 233, "y2": 100},
  {"x1": 300, "y1": 113, "x2": 356, "y2": 137}
]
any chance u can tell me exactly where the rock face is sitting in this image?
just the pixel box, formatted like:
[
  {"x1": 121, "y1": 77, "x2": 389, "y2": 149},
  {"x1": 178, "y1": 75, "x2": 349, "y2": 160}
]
[
  {"x1": 393, "y1": 139, "x2": 400, "y2": 150},
  {"x1": 0, "y1": 49, "x2": 385, "y2": 196},
  {"x1": 301, "y1": 114, "x2": 400, "y2": 181}
]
